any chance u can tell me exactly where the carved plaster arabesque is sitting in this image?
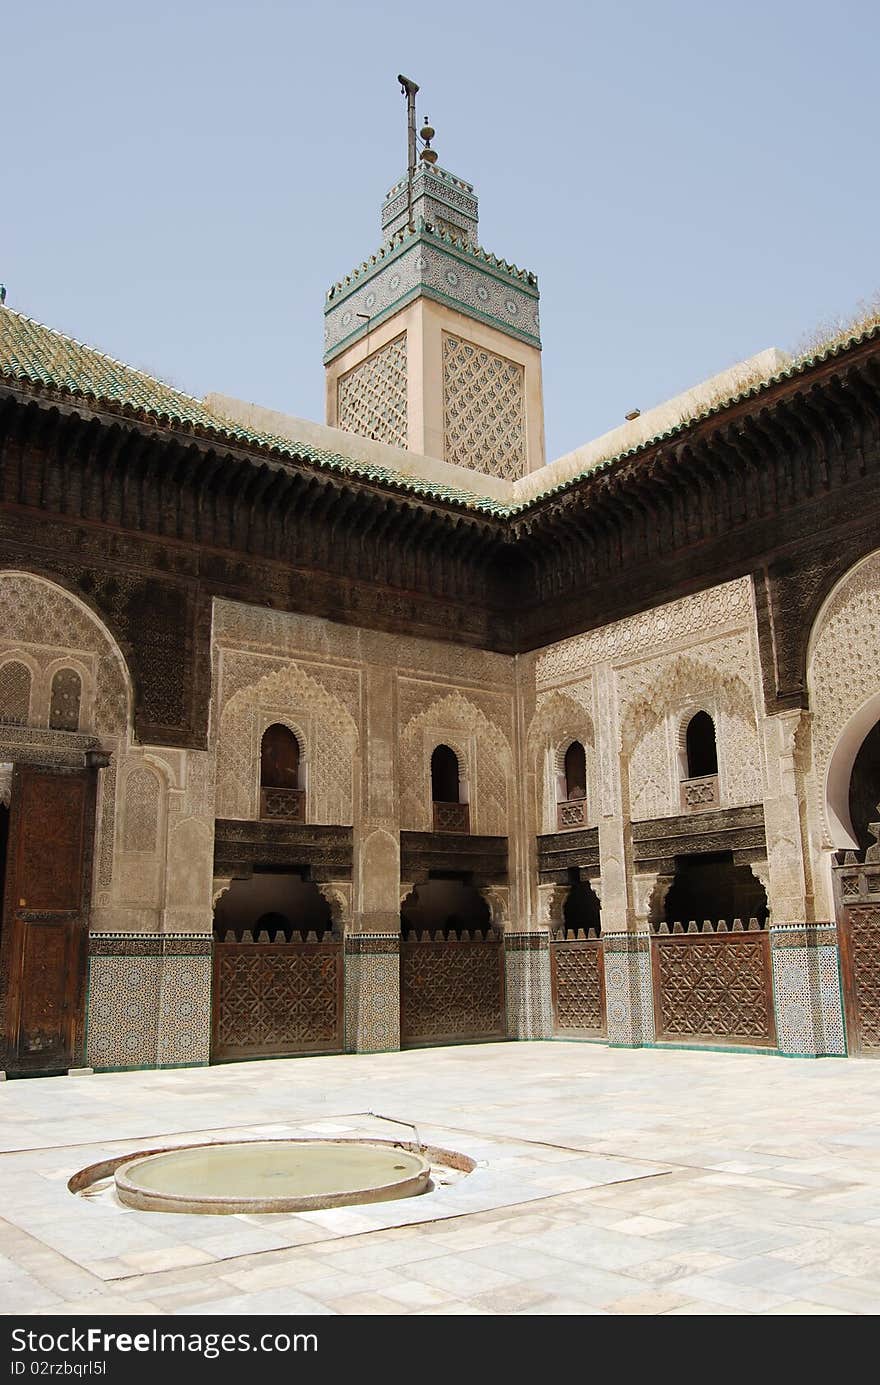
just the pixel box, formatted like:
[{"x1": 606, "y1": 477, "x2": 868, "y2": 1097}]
[{"x1": 398, "y1": 688, "x2": 512, "y2": 836}]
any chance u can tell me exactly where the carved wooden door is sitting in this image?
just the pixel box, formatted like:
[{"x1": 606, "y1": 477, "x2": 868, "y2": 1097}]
[{"x1": 0, "y1": 765, "x2": 96, "y2": 1075}]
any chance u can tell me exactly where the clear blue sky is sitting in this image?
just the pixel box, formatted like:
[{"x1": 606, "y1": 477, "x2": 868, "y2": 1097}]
[{"x1": 4, "y1": 0, "x2": 878, "y2": 461}]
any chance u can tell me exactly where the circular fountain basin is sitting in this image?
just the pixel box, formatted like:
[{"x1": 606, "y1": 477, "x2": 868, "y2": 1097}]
[{"x1": 114, "y1": 1139, "x2": 431, "y2": 1215}]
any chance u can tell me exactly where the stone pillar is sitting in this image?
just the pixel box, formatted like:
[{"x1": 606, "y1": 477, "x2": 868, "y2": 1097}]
[
  {"x1": 769, "y1": 924, "x2": 846, "y2": 1057},
  {"x1": 486, "y1": 885, "x2": 551, "y2": 1039},
  {"x1": 346, "y1": 665, "x2": 402, "y2": 1052},
  {"x1": 86, "y1": 933, "x2": 212, "y2": 1071},
  {"x1": 592, "y1": 664, "x2": 656, "y2": 1045},
  {"x1": 602, "y1": 871, "x2": 662, "y2": 1047},
  {"x1": 761, "y1": 711, "x2": 844, "y2": 1054},
  {"x1": 344, "y1": 933, "x2": 400, "y2": 1053}
]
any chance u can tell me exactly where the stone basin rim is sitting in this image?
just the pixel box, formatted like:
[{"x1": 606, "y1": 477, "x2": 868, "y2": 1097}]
[{"x1": 69, "y1": 1137, "x2": 476, "y2": 1215}]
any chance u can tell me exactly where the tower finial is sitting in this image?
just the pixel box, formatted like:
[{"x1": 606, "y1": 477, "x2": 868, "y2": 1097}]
[
  {"x1": 419, "y1": 117, "x2": 438, "y2": 165},
  {"x1": 398, "y1": 75, "x2": 420, "y2": 233}
]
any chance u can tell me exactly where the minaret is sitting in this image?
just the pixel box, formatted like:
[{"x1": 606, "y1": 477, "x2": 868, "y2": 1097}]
[{"x1": 323, "y1": 84, "x2": 545, "y2": 480}]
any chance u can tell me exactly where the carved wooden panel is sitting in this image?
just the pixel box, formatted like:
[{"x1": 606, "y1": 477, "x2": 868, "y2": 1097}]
[
  {"x1": 259, "y1": 787, "x2": 306, "y2": 823},
  {"x1": 556, "y1": 799, "x2": 587, "y2": 831},
  {"x1": 651, "y1": 933, "x2": 774, "y2": 1045},
  {"x1": 400, "y1": 935, "x2": 506, "y2": 1046},
  {"x1": 212, "y1": 941, "x2": 343, "y2": 1060},
  {"x1": 432, "y1": 801, "x2": 470, "y2": 834},
  {"x1": 0, "y1": 766, "x2": 95, "y2": 1074},
  {"x1": 551, "y1": 937, "x2": 605, "y2": 1036},
  {"x1": 839, "y1": 905, "x2": 880, "y2": 1053},
  {"x1": 16, "y1": 773, "x2": 87, "y2": 911}
]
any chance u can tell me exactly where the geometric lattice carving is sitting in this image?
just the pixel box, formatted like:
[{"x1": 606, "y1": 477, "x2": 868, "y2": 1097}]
[
  {"x1": 0, "y1": 660, "x2": 31, "y2": 725},
  {"x1": 122, "y1": 768, "x2": 160, "y2": 853},
  {"x1": 843, "y1": 904, "x2": 880, "y2": 1051},
  {"x1": 652, "y1": 934, "x2": 774, "y2": 1043},
  {"x1": 557, "y1": 799, "x2": 587, "y2": 830},
  {"x1": 443, "y1": 334, "x2": 526, "y2": 480},
  {"x1": 259, "y1": 786, "x2": 305, "y2": 822},
  {"x1": 48, "y1": 668, "x2": 81, "y2": 731},
  {"x1": 337, "y1": 333, "x2": 407, "y2": 448},
  {"x1": 680, "y1": 774, "x2": 720, "y2": 812},
  {"x1": 212, "y1": 943, "x2": 343, "y2": 1058},
  {"x1": 551, "y1": 939, "x2": 605, "y2": 1035},
  {"x1": 432, "y1": 800, "x2": 470, "y2": 833},
  {"x1": 400, "y1": 936, "x2": 506, "y2": 1044}
]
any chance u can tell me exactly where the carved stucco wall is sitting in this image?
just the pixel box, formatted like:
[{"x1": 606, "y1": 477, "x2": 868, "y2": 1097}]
[
  {"x1": 215, "y1": 654, "x2": 360, "y2": 825},
  {"x1": 525, "y1": 688, "x2": 597, "y2": 833},
  {"x1": 531, "y1": 580, "x2": 764, "y2": 825},
  {"x1": 523, "y1": 578, "x2": 773, "y2": 928},
  {"x1": 618, "y1": 642, "x2": 764, "y2": 818},
  {"x1": 398, "y1": 684, "x2": 514, "y2": 836},
  {"x1": 0, "y1": 570, "x2": 215, "y2": 935}
]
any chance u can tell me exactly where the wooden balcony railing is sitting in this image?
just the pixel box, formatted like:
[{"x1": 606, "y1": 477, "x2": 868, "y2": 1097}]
[
  {"x1": 680, "y1": 774, "x2": 720, "y2": 814},
  {"x1": 259, "y1": 786, "x2": 306, "y2": 823},
  {"x1": 556, "y1": 798, "x2": 587, "y2": 831},
  {"x1": 432, "y1": 800, "x2": 470, "y2": 834}
]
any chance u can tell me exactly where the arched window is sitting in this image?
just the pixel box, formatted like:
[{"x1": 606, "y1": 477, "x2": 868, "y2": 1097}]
[
  {"x1": 431, "y1": 744, "x2": 469, "y2": 834},
  {"x1": 685, "y1": 712, "x2": 718, "y2": 778},
  {"x1": 0, "y1": 661, "x2": 31, "y2": 726},
  {"x1": 431, "y1": 744, "x2": 460, "y2": 803},
  {"x1": 49, "y1": 668, "x2": 82, "y2": 731},
  {"x1": 260, "y1": 724, "x2": 304, "y2": 822},
  {"x1": 563, "y1": 741, "x2": 586, "y2": 801}
]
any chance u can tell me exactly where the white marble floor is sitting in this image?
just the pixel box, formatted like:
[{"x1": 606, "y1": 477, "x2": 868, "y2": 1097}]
[{"x1": 2, "y1": 1041, "x2": 880, "y2": 1315}]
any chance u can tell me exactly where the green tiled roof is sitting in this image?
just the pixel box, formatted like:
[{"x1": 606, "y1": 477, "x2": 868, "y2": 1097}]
[
  {"x1": 1, "y1": 302, "x2": 878, "y2": 522},
  {"x1": 0, "y1": 305, "x2": 510, "y2": 517}
]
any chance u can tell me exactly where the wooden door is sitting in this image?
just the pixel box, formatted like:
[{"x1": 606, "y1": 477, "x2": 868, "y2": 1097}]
[{"x1": 0, "y1": 765, "x2": 97, "y2": 1075}]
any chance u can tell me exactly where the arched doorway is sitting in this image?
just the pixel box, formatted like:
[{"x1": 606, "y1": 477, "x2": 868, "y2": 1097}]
[
  {"x1": 399, "y1": 878, "x2": 505, "y2": 1047},
  {"x1": 650, "y1": 854, "x2": 774, "y2": 1046},
  {"x1": 211, "y1": 870, "x2": 342, "y2": 1061},
  {"x1": 833, "y1": 714, "x2": 880, "y2": 1052},
  {"x1": 550, "y1": 874, "x2": 605, "y2": 1037}
]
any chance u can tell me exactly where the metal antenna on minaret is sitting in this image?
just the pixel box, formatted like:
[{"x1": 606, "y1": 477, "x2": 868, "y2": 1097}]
[{"x1": 398, "y1": 74, "x2": 420, "y2": 233}]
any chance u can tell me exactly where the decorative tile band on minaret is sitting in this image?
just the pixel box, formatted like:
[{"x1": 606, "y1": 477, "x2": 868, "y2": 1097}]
[{"x1": 323, "y1": 81, "x2": 545, "y2": 480}]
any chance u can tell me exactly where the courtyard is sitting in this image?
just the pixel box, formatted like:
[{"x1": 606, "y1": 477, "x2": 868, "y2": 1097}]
[{"x1": 1, "y1": 1042, "x2": 879, "y2": 1316}]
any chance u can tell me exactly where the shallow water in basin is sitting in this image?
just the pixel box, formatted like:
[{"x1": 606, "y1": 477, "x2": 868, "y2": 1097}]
[{"x1": 119, "y1": 1140, "x2": 427, "y2": 1200}]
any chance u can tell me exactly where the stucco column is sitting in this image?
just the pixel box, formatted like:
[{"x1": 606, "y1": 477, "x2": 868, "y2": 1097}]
[
  {"x1": 761, "y1": 711, "x2": 845, "y2": 1055},
  {"x1": 346, "y1": 664, "x2": 400, "y2": 1052},
  {"x1": 593, "y1": 663, "x2": 655, "y2": 1045}
]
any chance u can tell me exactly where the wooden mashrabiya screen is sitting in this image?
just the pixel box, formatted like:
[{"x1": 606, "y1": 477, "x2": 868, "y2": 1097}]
[
  {"x1": 400, "y1": 927, "x2": 506, "y2": 1047},
  {"x1": 212, "y1": 929, "x2": 343, "y2": 1060},
  {"x1": 834, "y1": 850, "x2": 880, "y2": 1053},
  {"x1": 550, "y1": 928, "x2": 606, "y2": 1037},
  {"x1": 650, "y1": 920, "x2": 775, "y2": 1046}
]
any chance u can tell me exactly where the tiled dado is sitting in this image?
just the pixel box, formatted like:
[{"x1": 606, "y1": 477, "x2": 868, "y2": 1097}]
[
  {"x1": 770, "y1": 924, "x2": 846, "y2": 1057},
  {"x1": 86, "y1": 933, "x2": 212, "y2": 1070},
  {"x1": 504, "y1": 932, "x2": 552, "y2": 1039},
  {"x1": 603, "y1": 934, "x2": 655, "y2": 1047},
  {"x1": 344, "y1": 934, "x2": 400, "y2": 1054}
]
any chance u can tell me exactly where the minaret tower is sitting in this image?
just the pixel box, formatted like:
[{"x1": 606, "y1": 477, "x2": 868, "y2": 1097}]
[{"x1": 323, "y1": 80, "x2": 545, "y2": 480}]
